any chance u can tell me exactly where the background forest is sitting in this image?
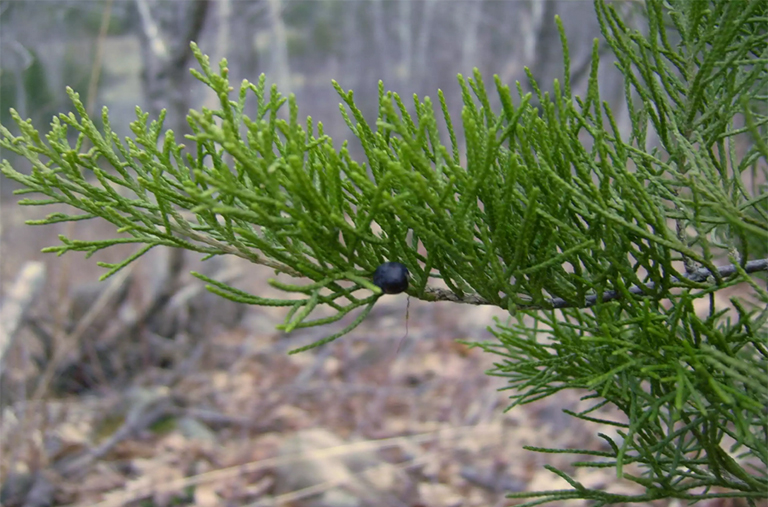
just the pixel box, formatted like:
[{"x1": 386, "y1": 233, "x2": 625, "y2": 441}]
[
  {"x1": 2, "y1": 1, "x2": 761, "y2": 507},
  {"x1": 0, "y1": 0, "x2": 637, "y2": 195}
]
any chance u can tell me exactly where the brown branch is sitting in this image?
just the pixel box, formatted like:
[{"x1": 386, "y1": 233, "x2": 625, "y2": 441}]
[{"x1": 420, "y1": 258, "x2": 768, "y2": 310}]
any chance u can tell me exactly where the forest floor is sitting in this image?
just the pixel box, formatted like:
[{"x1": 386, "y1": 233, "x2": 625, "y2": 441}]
[{"x1": 0, "y1": 198, "x2": 757, "y2": 507}]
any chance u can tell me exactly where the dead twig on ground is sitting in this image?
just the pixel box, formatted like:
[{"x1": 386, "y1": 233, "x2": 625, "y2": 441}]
[{"x1": 0, "y1": 261, "x2": 46, "y2": 378}]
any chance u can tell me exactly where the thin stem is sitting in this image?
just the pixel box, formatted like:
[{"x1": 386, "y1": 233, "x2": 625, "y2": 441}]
[{"x1": 421, "y1": 258, "x2": 768, "y2": 309}]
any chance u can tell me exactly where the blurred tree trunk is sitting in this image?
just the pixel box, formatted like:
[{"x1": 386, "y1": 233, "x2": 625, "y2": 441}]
[
  {"x1": 371, "y1": 0, "x2": 390, "y2": 81},
  {"x1": 398, "y1": 1, "x2": 413, "y2": 85},
  {"x1": 132, "y1": 0, "x2": 210, "y2": 338},
  {"x1": 267, "y1": 0, "x2": 291, "y2": 93},
  {"x1": 134, "y1": 0, "x2": 209, "y2": 137},
  {"x1": 458, "y1": 0, "x2": 483, "y2": 75},
  {"x1": 221, "y1": 1, "x2": 263, "y2": 83},
  {"x1": 8, "y1": 41, "x2": 32, "y2": 120},
  {"x1": 412, "y1": 0, "x2": 437, "y2": 88}
]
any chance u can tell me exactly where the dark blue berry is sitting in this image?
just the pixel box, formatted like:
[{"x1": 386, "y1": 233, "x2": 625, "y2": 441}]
[{"x1": 373, "y1": 262, "x2": 409, "y2": 295}]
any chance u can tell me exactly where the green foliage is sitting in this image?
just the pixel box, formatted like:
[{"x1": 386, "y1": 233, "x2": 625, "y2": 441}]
[
  {"x1": 475, "y1": 1, "x2": 768, "y2": 504},
  {"x1": 1, "y1": 0, "x2": 767, "y2": 504}
]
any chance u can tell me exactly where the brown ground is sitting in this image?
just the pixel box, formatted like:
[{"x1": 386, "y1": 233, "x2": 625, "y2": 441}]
[{"x1": 0, "y1": 198, "x2": 761, "y2": 507}]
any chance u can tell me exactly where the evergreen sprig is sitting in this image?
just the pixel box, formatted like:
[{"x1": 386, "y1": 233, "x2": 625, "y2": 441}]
[
  {"x1": 1, "y1": 0, "x2": 767, "y2": 503},
  {"x1": 472, "y1": 0, "x2": 768, "y2": 504}
]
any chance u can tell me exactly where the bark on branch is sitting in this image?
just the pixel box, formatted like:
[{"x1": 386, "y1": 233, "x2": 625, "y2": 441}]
[{"x1": 421, "y1": 258, "x2": 768, "y2": 310}]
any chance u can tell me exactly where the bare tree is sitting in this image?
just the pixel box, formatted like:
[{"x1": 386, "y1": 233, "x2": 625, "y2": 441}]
[
  {"x1": 267, "y1": 0, "x2": 291, "y2": 94},
  {"x1": 134, "y1": 0, "x2": 210, "y2": 137},
  {"x1": 457, "y1": 0, "x2": 484, "y2": 76}
]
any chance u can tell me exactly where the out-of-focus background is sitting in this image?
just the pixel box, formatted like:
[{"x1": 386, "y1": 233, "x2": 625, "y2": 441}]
[{"x1": 0, "y1": 2, "x2": 732, "y2": 506}]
